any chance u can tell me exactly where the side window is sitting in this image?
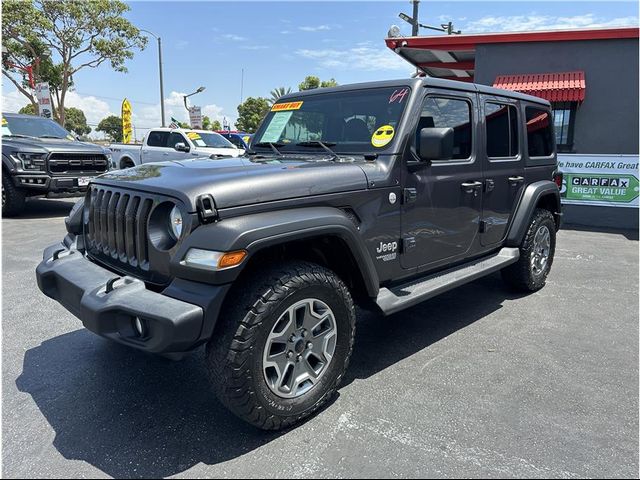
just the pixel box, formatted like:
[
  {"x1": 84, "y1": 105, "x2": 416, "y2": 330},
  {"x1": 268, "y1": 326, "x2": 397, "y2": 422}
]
[
  {"x1": 167, "y1": 132, "x2": 187, "y2": 149},
  {"x1": 418, "y1": 97, "x2": 472, "y2": 160},
  {"x1": 485, "y1": 103, "x2": 519, "y2": 158},
  {"x1": 147, "y1": 131, "x2": 169, "y2": 147},
  {"x1": 525, "y1": 107, "x2": 554, "y2": 157}
]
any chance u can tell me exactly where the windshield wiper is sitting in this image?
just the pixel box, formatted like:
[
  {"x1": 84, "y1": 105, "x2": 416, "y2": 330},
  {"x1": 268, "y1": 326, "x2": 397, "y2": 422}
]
[
  {"x1": 296, "y1": 140, "x2": 339, "y2": 161},
  {"x1": 39, "y1": 135, "x2": 65, "y2": 139},
  {"x1": 253, "y1": 142, "x2": 285, "y2": 156},
  {"x1": 3, "y1": 134, "x2": 34, "y2": 139}
]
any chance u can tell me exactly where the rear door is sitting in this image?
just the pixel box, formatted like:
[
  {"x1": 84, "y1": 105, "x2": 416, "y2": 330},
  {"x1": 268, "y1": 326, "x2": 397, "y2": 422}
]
[
  {"x1": 479, "y1": 96, "x2": 525, "y2": 246},
  {"x1": 142, "y1": 130, "x2": 170, "y2": 163},
  {"x1": 401, "y1": 90, "x2": 484, "y2": 270}
]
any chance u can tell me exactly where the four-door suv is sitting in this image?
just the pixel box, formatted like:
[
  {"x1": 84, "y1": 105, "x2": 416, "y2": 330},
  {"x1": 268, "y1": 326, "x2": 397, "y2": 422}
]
[
  {"x1": 2, "y1": 113, "x2": 112, "y2": 215},
  {"x1": 36, "y1": 78, "x2": 561, "y2": 430}
]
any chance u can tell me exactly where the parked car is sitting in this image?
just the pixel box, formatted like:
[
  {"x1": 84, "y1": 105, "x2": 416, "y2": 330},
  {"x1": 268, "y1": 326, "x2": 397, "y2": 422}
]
[
  {"x1": 36, "y1": 78, "x2": 561, "y2": 430},
  {"x1": 2, "y1": 112, "x2": 112, "y2": 216},
  {"x1": 216, "y1": 130, "x2": 253, "y2": 152},
  {"x1": 109, "y1": 128, "x2": 240, "y2": 169}
]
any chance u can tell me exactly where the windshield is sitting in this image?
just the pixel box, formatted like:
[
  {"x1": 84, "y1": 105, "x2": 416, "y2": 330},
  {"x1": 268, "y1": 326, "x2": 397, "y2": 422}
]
[
  {"x1": 186, "y1": 131, "x2": 236, "y2": 149},
  {"x1": 2, "y1": 114, "x2": 72, "y2": 139},
  {"x1": 253, "y1": 86, "x2": 411, "y2": 154}
]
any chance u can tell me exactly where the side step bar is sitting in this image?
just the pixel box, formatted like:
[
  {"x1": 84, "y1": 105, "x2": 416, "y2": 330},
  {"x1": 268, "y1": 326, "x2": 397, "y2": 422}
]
[{"x1": 376, "y1": 247, "x2": 520, "y2": 315}]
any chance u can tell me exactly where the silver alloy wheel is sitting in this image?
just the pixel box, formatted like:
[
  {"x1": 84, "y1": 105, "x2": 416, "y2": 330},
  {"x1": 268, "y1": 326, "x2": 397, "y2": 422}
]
[
  {"x1": 531, "y1": 225, "x2": 551, "y2": 276},
  {"x1": 263, "y1": 298, "x2": 337, "y2": 399}
]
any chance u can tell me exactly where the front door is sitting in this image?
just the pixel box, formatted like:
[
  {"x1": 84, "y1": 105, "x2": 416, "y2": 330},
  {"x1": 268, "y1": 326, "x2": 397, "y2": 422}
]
[
  {"x1": 479, "y1": 96, "x2": 525, "y2": 246},
  {"x1": 401, "y1": 90, "x2": 483, "y2": 270}
]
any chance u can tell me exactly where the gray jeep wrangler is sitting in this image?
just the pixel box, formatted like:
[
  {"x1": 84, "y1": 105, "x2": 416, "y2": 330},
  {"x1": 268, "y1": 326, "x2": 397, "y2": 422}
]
[{"x1": 36, "y1": 78, "x2": 562, "y2": 430}]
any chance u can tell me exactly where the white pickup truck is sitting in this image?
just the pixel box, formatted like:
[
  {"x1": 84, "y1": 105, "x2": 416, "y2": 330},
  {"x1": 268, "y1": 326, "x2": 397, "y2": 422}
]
[{"x1": 109, "y1": 128, "x2": 242, "y2": 169}]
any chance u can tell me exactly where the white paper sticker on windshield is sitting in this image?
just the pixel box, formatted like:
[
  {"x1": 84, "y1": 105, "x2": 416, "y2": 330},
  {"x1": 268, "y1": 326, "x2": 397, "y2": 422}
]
[{"x1": 260, "y1": 111, "x2": 293, "y2": 143}]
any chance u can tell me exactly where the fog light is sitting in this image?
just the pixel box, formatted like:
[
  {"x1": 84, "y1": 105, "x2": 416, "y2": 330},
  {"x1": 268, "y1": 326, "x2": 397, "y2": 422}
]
[{"x1": 133, "y1": 317, "x2": 146, "y2": 337}]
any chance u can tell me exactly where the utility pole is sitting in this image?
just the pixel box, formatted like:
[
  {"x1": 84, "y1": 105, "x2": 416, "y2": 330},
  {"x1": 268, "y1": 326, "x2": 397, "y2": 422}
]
[
  {"x1": 411, "y1": 0, "x2": 420, "y2": 36},
  {"x1": 140, "y1": 30, "x2": 166, "y2": 127}
]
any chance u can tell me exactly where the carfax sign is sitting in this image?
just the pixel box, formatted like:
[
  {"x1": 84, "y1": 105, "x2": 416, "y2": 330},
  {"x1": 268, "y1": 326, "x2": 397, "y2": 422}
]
[{"x1": 557, "y1": 154, "x2": 639, "y2": 208}]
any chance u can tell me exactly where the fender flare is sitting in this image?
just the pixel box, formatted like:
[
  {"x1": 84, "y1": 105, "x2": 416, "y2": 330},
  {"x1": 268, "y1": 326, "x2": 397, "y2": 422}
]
[
  {"x1": 171, "y1": 206, "x2": 380, "y2": 297},
  {"x1": 119, "y1": 156, "x2": 135, "y2": 169},
  {"x1": 506, "y1": 180, "x2": 561, "y2": 246},
  {"x1": 2, "y1": 154, "x2": 16, "y2": 173}
]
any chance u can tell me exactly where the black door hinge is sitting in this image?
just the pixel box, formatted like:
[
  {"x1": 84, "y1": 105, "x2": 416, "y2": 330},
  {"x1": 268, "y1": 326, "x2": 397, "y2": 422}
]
[
  {"x1": 403, "y1": 188, "x2": 417, "y2": 204},
  {"x1": 196, "y1": 194, "x2": 217, "y2": 223}
]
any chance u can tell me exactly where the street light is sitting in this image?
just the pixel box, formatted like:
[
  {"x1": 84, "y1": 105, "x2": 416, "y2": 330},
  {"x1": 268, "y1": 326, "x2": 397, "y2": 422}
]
[
  {"x1": 140, "y1": 29, "x2": 166, "y2": 127},
  {"x1": 183, "y1": 86, "x2": 206, "y2": 111}
]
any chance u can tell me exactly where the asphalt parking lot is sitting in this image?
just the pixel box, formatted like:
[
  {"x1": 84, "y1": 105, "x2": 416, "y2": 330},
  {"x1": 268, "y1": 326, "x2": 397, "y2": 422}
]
[{"x1": 2, "y1": 198, "x2": 638, "y2": 478}]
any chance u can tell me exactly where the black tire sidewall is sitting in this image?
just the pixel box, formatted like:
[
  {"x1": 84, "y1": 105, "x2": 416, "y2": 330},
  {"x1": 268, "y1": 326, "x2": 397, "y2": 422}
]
[
  {"x1": 248, "y1": 280, "x2": 353, "y2": 418},
  {"x1": 2, "y1": 172, "x2": 25, "y2": 216}
]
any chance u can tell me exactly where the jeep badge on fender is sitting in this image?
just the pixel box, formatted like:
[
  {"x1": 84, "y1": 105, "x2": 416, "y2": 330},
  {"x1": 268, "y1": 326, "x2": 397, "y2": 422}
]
[{"x1": 36, "y1": 77, "x2": 561, "y2": 430}]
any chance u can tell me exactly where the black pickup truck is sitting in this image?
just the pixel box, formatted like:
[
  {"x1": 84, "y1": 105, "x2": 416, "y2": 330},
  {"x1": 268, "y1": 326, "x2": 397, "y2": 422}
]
[
  {"x1": 2, "y1": 113, "x2": 112, "y2": 215},
  {"x1": 36, "y1": 78, "x2": 562, "y2": 430}
]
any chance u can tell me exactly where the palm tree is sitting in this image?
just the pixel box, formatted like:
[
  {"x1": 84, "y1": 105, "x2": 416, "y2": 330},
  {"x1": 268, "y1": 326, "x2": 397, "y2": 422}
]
[{"x1": 269, "y1": 87, "x2": 292, "y2": 105}]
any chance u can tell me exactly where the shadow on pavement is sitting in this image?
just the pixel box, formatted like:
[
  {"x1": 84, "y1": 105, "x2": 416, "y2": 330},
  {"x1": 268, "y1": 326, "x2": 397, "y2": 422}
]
[
  {"x1": 5, "y1": 198, "x2": 78, "y2": 220},
  {"x1": 16, "y1": 272, "x2": 522, "y2": 478}
]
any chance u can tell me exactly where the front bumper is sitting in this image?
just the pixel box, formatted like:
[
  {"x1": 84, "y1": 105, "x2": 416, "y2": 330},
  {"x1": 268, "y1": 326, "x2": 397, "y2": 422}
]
[
  {"x1": 13, "y1": 174, "x2": 92, "y2": 194},
  {"x1": 36, "y1": 242, "x2": 228, "y2": 353}
]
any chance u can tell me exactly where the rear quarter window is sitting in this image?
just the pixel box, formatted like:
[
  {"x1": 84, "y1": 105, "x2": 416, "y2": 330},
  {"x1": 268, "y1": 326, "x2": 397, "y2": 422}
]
[{"x1": 525, "y1": 107, "x2": 554, "y2": 158}]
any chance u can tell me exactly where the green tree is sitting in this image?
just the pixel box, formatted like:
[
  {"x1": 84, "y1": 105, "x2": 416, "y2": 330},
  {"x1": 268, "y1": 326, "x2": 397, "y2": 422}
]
[
  {"x1": 202, "y1": 115, "x2": 212, "y2": 130},
  {"x1": 97, "y1": 115, "x2": 123, "y2": 142},
  {"x1": 320, "y1": 78, "x2": 338, "y2": 88},
  {"x1": 2, "y1": 0, "x2": 147, "y2": 127},
  {"x1": 64, "y1": 107, "x2": 91, "y2": 136},
  {"x1": 298, "y1": 76, "x2": 321, "y2": 91},
  {"x1": 269, "y1": 86, "x2": 292, "y2": 104},
  {"x1": 236, "y1": 97, "x2": 270, "y2": 133},
  {"x1": 298, "y1": 76, "x2": 339, "y2": 91},
  {"x1": 18, "y1": 104, "x2": 37, "y2": 115},
  {"x1": 211, "y1": 119, "x2": 222, "y2": 131}
]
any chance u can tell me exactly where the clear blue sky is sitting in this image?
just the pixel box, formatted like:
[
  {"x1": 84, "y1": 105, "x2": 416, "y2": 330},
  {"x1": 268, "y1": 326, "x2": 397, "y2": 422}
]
[{"x1": 2, "y1": 1, "x2": 638, "y2": 137}]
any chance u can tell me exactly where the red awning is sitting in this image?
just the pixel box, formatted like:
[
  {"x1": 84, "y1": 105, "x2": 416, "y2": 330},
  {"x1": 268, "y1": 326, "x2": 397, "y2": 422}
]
[{"x1": 493, "y1": 71, "x2": 586, "y2": 102}]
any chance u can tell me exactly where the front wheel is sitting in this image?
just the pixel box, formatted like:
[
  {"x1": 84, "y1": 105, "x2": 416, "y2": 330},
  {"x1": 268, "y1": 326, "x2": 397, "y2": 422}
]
[
  {"x1": 206, "y1": 261, "x2": 356, "y2": 430},
  {"x1": 2, "y1": 172, "x2": 26, "y2": 217},
  {"x1": 502, "y1": 208, "x2": 556, "y2": 292}
]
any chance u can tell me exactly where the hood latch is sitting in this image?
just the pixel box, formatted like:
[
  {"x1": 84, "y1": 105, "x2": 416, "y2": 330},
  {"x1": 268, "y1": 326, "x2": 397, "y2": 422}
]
[{"x1": 196, "y1": 194, "x2": 218, "y2": 223}]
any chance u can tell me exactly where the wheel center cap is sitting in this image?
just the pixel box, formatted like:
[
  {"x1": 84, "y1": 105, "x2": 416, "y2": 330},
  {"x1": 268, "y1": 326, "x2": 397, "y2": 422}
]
[{"x1": 294, "y1": 339, "x2": 305, "y2": 354}]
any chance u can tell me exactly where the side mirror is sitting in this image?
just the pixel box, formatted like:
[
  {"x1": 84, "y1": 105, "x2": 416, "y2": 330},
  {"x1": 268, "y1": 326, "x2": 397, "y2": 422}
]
[
  {"x1": 174, "y1": 142, "x2": 190, "y2": 152},
  {"x1": 418, "y1": 127, "x2": 454, "y2": 161}
]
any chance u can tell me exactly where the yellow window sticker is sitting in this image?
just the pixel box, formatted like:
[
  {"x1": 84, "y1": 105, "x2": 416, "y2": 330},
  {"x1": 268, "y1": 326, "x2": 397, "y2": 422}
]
[
  {"x1": 371, "y1": 125, "x2": 395, "y2": 148},
  {"x1": 1, "y1": 117, "x2": 7, "y2": 126},
  {"x1": 271, "y1": 101, "x2": 303, "y2": 112},
  {"x1": 242, "y1": 135, "x2": 251, "y2": 144},
  {"x1": 186, "y1": 131, "x2": 202, "y2": 140}
]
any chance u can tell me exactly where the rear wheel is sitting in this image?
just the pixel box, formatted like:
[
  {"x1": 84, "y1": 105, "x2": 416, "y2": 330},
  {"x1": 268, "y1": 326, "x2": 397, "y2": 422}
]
[
  {"x1": 206, "y1": 261, "x2": 356, "y2": 430},
  {"x1": 2, "y1": 172, "x2": 26, "y2": 216},
  {"x1": 502, "y1": 208, "x2": 556, "y2": 292}
]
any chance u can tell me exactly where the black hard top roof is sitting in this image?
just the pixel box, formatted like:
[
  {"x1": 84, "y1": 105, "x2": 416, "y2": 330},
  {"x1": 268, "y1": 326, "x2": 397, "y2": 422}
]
[{"x1": 280, "y1": 77, "x2": 551, "y2": 106}]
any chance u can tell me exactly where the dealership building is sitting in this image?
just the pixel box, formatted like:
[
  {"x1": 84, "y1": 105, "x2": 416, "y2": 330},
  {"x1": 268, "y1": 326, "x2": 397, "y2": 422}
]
[{"x1": 386, "y1": 27, "x2": 639, "y2": 228}]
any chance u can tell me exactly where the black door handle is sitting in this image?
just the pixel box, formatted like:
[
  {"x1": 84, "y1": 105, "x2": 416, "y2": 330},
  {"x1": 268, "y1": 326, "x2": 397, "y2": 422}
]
[
  {"x1": 508, "y1": 176, "x2": 525, "y2": 185},
  {"x1": 461, "y1": 181, "x2": 483, "y2": 195}
]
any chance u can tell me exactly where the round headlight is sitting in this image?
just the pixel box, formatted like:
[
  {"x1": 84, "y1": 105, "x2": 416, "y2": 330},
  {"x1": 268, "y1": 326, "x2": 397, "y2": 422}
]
[{"x1": 169, "y1": 205, "x2": 183, "y2": 239}]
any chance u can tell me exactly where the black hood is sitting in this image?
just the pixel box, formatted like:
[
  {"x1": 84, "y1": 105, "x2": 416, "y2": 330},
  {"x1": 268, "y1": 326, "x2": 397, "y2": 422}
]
[
  {"x1": 94, "y1": 156, "x2": 370, "y2": 211},
  {"x1": 2, "y1": 136, "x2": 107, "y2": 154}
]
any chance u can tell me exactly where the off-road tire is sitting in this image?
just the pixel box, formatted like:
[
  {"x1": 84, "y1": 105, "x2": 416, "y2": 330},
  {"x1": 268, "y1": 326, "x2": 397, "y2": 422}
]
[
  {"x1": 206, "y1": 261, "x2": 356, "y2": 430},
  {"x1": 502, "y1": 208, "x2": 556, "y2": 292},
  {"x1": 2, "y1": 172, "x2": 26, "y2": 217}
]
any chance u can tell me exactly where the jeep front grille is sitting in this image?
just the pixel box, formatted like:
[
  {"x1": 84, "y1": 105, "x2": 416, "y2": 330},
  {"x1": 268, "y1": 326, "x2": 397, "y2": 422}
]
[
  {"x1": 48, "y1": 153, "x2": 109, "y2": 175},
  {"x1": 85, "y1": 185, "x2": 153, "y2": 275}
]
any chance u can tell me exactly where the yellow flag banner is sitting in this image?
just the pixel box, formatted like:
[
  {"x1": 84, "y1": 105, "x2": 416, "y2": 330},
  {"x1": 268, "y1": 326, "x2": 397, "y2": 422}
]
[{"x1": 121, "y1": 98, "x2": 133, "y2": 144}]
